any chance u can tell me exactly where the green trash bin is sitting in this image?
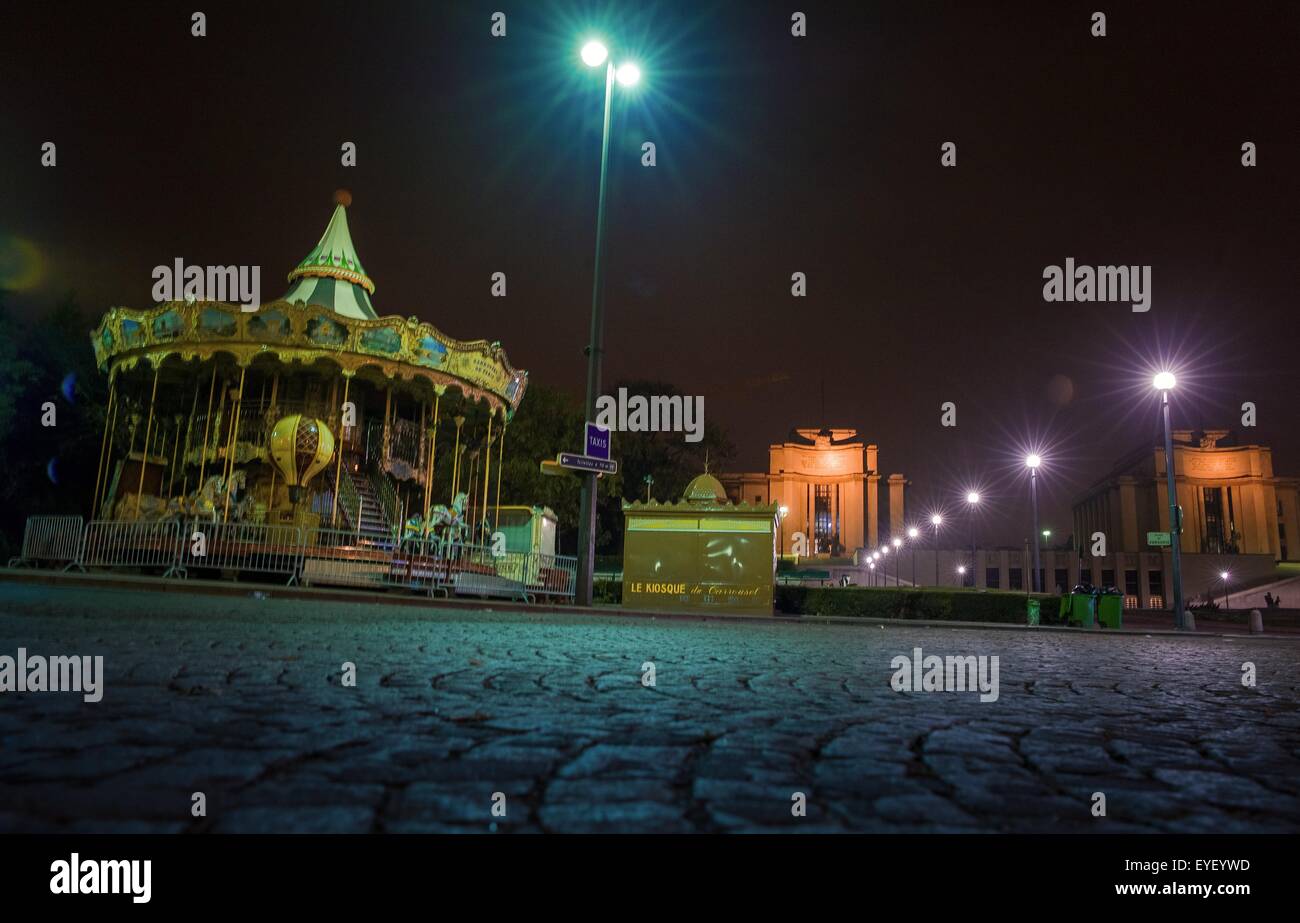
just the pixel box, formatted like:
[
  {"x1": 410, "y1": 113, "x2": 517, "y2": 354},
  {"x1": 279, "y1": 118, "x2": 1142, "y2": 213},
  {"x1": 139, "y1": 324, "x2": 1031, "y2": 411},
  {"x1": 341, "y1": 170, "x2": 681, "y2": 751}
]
[
  {"x1": 1097, "y1": 591, "x2": 1123, "y2": 629},
  {"x1": 1061, "y1": 590, "x2": 1095, "y2": 628},
  {"x1": 1026, "y1": 598, "x2": 1041, "y2": 626}
]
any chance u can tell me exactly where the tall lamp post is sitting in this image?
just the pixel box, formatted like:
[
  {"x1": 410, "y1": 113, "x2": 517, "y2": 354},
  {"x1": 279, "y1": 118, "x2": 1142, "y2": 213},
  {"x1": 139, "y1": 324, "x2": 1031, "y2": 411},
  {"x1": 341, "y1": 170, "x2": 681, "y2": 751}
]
[
  {"x1": 1220, "y1": 570, "x2": 1230, "y2": 613},
  {"x1": 930, "y1": 513, "x2": 942, "y2": 586},
  {"x1": 778, "y1": 504, "x2": 788, "y2": 557},
  {"x1": 1026, "y1": 455, "x2": 1042, "y2": 593},
  {"x1": 575, "y1": 40, "x2": 641, "y2": 606},
  {"x1": 907, "y1": 526, "x2": 919, "y2": 586},
  {"x1": 892, "y1": 537, "x2": 902, "y2": 587},
  {"x1": 1154, "y1": 371, "x2": 1186, "y2": 629},
  {"x1": 965, "y1": 492, "x2": 981, "y2": 588}
]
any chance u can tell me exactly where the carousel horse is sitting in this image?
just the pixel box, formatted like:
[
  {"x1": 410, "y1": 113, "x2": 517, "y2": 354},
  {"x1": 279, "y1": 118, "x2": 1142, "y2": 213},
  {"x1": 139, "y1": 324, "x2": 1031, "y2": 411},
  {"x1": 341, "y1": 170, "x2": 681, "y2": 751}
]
[
  {"x1": 184, "y1": 470, "x2": 249, "y2": 523},
  {"x1": 422, "y1": 492, "x2": 470, "y2": 556},
  {"x1": 112, "y1": 492, "x2": 171, "y2": 522}
]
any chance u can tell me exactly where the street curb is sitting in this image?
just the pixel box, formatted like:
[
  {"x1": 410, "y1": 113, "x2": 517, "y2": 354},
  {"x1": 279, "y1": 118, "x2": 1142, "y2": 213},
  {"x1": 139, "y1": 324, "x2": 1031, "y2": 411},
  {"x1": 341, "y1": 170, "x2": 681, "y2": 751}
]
[{"x1": 1, "y1": 567, "x2": 1296, "y2": 641}]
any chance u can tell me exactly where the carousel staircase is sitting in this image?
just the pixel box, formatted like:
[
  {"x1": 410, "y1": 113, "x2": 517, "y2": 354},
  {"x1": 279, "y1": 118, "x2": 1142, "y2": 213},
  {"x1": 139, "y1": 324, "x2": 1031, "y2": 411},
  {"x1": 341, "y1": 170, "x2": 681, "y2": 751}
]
[{"x1": 342, "y1": 467, "x2": 392, "y2": 543}]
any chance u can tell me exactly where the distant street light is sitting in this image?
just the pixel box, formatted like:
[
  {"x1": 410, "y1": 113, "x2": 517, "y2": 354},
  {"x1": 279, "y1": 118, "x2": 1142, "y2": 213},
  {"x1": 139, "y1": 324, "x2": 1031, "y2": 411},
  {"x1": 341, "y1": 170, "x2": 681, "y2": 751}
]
[
  {"x1": 575, "y1": 38, "x2": 644, "y2": 606},
  {"x1": 907, "y1": 526, "x2": 919, "y2": 586},
  {"x1": 930, "y1": 513, "x2": 943, "y2": 586},
  {"x1": 1026, "y1": 454, "x2": 1042, "y2": 593},
  {"x1": 1154, "y1": 370, "x2": 1186, "y2": 629},
  {"x1": 778, "y1": 504, "x2": 789, "y2": 557},
  {"x1": 1220, "y1": 570, "x2": 1230, "y2": 612},
  {"x1": 965, "y1": 492, "x2": 981, "y2": 587},
  {"x1": 892, "y1": 536, "x2": 902, "y2": 587}
]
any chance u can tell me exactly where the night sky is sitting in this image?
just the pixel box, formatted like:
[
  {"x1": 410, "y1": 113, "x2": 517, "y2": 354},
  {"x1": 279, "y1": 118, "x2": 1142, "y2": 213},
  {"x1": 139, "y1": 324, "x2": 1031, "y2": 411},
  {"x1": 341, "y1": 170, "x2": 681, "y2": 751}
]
[{"x1": 3, "y1": 0, "x2": 1297, "y2": 546}]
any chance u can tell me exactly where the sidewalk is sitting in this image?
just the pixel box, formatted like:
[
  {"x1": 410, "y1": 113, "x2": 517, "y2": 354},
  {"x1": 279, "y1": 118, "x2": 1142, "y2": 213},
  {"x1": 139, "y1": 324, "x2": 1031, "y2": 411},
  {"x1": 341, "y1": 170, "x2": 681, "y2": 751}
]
[{"x1": 3, "y1": 566, "x2": 1299, "y2": 640}]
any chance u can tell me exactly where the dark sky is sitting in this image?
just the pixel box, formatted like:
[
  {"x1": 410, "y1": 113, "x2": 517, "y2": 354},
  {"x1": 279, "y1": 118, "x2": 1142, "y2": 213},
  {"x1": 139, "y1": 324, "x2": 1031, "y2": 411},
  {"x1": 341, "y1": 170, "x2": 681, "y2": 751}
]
[{"x1": 3, "y1": 0, "x2": 1297, "y2": 545}]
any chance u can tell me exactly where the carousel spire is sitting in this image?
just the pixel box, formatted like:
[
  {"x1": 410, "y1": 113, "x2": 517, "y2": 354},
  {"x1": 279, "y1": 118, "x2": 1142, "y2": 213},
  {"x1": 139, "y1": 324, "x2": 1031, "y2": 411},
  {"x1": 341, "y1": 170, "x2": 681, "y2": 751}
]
[{"x1": 284, "y1": 189, "x2": 378, "y2": 320}]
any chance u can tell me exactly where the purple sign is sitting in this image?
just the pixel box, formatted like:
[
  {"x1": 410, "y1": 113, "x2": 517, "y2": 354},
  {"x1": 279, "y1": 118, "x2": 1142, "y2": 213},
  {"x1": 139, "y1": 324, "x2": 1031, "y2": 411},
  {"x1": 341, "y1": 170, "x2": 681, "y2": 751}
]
[{"x1": 585, "y1": 422, "x2": 610, "y2": 460}]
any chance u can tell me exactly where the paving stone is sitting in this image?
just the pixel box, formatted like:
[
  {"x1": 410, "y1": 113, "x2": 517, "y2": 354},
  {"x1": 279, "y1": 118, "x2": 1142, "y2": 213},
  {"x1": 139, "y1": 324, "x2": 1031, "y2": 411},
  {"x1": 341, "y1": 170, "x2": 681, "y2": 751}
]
[{"x1": 1, "y1": 582, "x2": 1298, "y2": 833}]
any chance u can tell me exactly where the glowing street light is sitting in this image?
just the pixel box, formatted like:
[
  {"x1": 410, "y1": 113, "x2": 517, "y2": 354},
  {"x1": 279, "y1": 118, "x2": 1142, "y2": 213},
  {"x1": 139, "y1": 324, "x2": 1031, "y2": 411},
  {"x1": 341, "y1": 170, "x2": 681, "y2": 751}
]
[
  {"x1": 930, "y1": 513, "x2": 943, "y2": 586},
  {"x1": 892, "y1": 536, "x2": 903, "y2": 587},
  {"x1": 1154, "y1": 370, "x2": 1186, "y2": 628},
  {"x1": 580, "y1": 40, "x2": 608, "y2": 67},
  {"x1": 907, "y1": 526, "x2": 919, "y2": 586},
  {"x1": 965, "y1": 491, "x2": 981, "y2": 587},
  {"x1": 1026, "y1": 454, "x2": 1042, "y2": 593},
  {"x1": 1220, "y1": 570, "x2": 1231, "y2": 612},
  {"x1": 615, "y1": 62, "x2": 641, "y2": 86},
  {"x1": 574, "y1": 38, "x2": 644, "y2": 605}
]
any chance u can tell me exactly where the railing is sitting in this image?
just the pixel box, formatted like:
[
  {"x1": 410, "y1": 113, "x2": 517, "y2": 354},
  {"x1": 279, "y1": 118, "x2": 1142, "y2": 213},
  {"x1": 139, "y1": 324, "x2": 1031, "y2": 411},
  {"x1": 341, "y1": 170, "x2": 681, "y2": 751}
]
[
  {"x1": 183, "y1": 521, "x2": 303, "y2": 583},
  {"x1": 81, "y1": 520, "x2": 185, "y2": 577},
  {"x1": 11, "y1": 515, "x2": 579, "y2": 602},
  {"x1": 8, "y1": 515, "x2": 85, "y2": 569},
  {"x1": 335, "y1": 464, "x2": 362, "y2": 532},
  {"x1": 370, "y1": 470, "x2": 399, "y2": 534},
  {"x1": 300, "y1": 527, "x2": 395, "y2": 588},
  {"x1": 366, "y1": 418, "x2": 426, "y2": 477}
]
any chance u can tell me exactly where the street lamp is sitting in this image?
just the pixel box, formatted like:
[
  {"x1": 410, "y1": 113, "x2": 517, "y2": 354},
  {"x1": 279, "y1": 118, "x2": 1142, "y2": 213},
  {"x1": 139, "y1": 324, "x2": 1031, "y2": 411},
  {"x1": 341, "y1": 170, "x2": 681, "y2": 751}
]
[
  {"x1": 1220, "y1": 570, "x2": 1230, "y2": 612},
  {"x1": 907, "y1": 526, "x2": 919, "y2": 587},
  {"x1": 1026, "y1": 454, "x2": 1042, "y2": 593},
  {"x1": 930, "y1": 513, "x2": 943, "y2": 586},
  {"x1": 778, "y1": 504, "x2": 789, "y2": 557},
  {"x1": 892, "y1": 536, "x2": 902, "y2": 587},
  {"x1": 1154, "y1": 371, "x2": 1186, "y2": 629},
  {"x1": 575, "y1": 39, "x2": 643, "y2": 606},
  {"x1": 643, "y1": 473, "x2": 654, "y2": 502},
  {"x1": 965, "y1": 491, "x2": 981, "y2": 587}
]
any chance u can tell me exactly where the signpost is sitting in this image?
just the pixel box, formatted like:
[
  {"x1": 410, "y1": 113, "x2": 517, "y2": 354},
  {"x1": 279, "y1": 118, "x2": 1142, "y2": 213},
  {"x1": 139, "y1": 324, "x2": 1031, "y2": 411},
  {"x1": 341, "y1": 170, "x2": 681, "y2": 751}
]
[
  {"x1": 558, "y1": 452, "x2": 617, "y2": 476},
  {"x1": 1147, "y1": 531, "x2": 1171, "y2": 547},
  {"x1": 585, "y1": 422, "x2": 610, "y2": 461}
]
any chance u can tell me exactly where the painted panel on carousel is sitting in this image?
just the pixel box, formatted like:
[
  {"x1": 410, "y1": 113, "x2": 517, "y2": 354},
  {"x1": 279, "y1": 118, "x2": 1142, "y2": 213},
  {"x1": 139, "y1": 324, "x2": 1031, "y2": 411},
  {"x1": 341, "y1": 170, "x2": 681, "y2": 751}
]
[
  {"x1": 306, "y1": 315, "x2": 349, "y2": 347},
  {"x1": 248, "y1": 309, "x2": 292, "y2": 339},
  {"x1": 199, "y1": 307, "x2": 237, "y2": 337},
  {"x1": 360, "y1": 325, "x2": 402, "y2": 355}
]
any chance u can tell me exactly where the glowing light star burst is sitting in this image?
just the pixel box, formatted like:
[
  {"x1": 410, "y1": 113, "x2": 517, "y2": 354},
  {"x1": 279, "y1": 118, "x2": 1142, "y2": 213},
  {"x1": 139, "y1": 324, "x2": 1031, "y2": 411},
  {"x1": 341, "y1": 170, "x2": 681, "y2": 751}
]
[{"x1": 580, "y1": 40, "x2": 608, "y2": 67}]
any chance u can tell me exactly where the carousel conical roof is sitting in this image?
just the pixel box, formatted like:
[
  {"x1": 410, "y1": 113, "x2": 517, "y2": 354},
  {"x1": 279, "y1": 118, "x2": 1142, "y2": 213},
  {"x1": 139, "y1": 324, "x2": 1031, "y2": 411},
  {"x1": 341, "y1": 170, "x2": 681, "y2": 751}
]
[{"x1": 284, "y1": 190, "x2": 378, "y2": 320}]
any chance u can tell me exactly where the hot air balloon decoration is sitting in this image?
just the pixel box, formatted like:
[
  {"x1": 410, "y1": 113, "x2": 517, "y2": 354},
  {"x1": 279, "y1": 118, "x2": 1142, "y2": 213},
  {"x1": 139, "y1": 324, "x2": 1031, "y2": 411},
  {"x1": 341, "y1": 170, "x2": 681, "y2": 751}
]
[{"x1": 269, "y1": 415, "x2": 336, "y2": 504}]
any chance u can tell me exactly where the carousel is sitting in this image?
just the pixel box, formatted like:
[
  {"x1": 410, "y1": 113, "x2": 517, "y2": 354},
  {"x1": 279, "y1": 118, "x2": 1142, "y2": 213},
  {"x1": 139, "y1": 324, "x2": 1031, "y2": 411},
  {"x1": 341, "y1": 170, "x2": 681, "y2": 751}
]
[{"x1": 88, "y1": 190, "x2": 528, "y2": 559}]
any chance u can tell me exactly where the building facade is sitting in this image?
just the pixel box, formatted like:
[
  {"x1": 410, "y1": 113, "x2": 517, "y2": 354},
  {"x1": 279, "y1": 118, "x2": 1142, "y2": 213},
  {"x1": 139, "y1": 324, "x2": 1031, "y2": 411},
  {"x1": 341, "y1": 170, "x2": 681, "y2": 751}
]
[
  {"x1": 1073, "y1": 429, "x2": 1300, "y2": 562},
  {"x1": 718, "y1": 427, "x2": 904, "y2": 556}
]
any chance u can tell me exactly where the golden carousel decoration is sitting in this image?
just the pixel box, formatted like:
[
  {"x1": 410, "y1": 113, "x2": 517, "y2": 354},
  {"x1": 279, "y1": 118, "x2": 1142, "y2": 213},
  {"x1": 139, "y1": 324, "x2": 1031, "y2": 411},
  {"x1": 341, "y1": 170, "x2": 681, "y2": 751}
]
[{"x1": 88, "y1": 190, "x2": 528, "y2": 545}]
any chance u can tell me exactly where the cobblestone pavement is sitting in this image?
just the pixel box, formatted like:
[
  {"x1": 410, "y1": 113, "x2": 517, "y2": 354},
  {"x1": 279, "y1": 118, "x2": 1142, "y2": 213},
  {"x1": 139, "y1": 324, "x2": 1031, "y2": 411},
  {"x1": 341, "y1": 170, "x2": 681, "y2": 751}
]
[{"x1": 2, "y1": 582, "x2": 1299, "y2": 834}]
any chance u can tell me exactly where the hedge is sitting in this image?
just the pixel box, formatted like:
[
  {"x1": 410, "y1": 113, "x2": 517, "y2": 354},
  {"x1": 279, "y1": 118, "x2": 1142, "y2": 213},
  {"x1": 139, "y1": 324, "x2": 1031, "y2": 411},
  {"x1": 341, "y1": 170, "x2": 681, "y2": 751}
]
[{"x1": 775, "y1": 585, "x2": 1059, "y2": 623}]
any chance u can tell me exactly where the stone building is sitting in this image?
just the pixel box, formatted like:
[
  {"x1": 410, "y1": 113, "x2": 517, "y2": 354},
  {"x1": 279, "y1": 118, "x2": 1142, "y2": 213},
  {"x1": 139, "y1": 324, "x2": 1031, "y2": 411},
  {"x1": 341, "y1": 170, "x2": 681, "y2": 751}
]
[
  {"x1": 718, "y1": 427, "x2": 905, "y2": 556},
  {"x1": 1072, "y1": 429, "x2": 1299, "y2": 561}
]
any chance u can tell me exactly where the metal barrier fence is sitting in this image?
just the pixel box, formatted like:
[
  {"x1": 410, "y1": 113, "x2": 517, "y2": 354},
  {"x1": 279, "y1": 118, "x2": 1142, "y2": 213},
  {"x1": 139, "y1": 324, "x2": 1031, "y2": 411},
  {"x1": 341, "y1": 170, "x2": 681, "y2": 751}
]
[
  {"x1": 529, "y1": 552, "x2": 578, "y2": 600},
  {"x1": 12, "y1": 515, "x2": 580, "y2": 601},
  {"x1": 8, "y1": 515, "x2": 85, "y2": 569},
  {"x1": 300, "y1": 527, "x2": 397, "y2": 588},
  {"x1": 443, "y1": 544, "x2": 532, "y2": 602},
  {"x1": 182, "y1": 521, "x2": 304, "y2": 584},
  {"x1": 81, "y1": 520, "x2": 185, "y2": 578}
]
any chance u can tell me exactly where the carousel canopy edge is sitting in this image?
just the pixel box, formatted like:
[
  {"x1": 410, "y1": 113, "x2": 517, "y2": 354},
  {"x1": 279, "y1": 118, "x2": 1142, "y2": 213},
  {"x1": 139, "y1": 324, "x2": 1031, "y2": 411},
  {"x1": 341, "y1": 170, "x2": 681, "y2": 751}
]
[{"x1": 90, "y1": 300, "x2": 528, "y2": 413}]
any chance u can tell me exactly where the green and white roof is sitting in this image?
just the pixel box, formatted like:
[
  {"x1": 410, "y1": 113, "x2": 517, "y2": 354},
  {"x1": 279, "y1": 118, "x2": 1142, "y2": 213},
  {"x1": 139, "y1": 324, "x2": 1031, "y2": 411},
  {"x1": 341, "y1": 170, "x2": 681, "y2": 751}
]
[{"x1": 284, "y1": 191, "x2": 377, "y2": 319}]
